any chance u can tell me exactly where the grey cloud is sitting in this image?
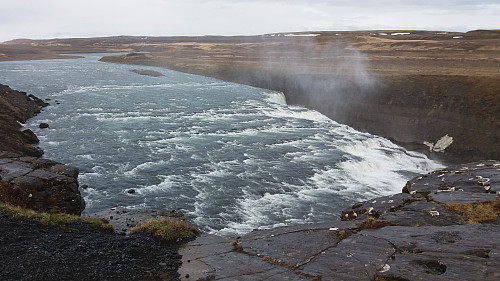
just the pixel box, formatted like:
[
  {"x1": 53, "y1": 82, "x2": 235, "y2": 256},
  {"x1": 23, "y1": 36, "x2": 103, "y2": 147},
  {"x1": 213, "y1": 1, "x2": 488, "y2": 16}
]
[{"x1": 0, "y1": 0, "x2": 498, "y2": 42}]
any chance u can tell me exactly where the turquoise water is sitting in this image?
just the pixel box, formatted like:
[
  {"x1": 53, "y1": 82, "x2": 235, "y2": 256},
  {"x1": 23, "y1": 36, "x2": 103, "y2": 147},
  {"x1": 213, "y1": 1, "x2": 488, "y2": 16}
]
[{"x1": 0, "y1": 54, "x2": 442, "y2": 235}]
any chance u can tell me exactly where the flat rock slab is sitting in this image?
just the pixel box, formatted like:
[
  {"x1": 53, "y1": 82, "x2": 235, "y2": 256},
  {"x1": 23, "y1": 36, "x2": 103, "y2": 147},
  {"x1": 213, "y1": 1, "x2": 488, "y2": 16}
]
[
  {"x1": 179, "y1": 234, "x2": 232, "y2": 281},
  {"x1": 300, "y1": 233, "x2": 396, "y2": 280},
  {"x1": 379, "y1": 200, "x2": 465, "y2": 226},
  {"x1": 180, "y1": 223, "x2": 500, "y2": 281},
  {"x1": 179, "y1": 234, "x2": 309, "y2": 281},
  {"x1": 239, "y1": 221, "x2": 358, "y2": 267},
  {"x1": 431, "y1": 191, "x2": 500, "y2": 204},
  {"x1": 369, "y1": 224, "x2": 500, "y2": 280}
]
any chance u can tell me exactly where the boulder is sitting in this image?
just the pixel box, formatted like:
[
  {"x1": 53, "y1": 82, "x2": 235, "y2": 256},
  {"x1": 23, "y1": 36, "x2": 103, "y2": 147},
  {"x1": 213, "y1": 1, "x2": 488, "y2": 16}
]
[
  {"x1": 21, "y1": 129, "x2": 39, "y2": 144},
  {"x1": 0, "y1": 155, "x2": 85, "y2": 215},
  {"x1": 39, "y1": 123, "x2": 49, "y2": 129}
]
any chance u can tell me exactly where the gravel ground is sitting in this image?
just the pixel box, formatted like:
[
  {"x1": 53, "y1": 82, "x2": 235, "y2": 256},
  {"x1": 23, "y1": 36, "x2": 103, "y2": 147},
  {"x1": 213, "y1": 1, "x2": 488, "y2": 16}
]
[{"x1": 0, "y1": 213, "x2": 181, "y2": 281}]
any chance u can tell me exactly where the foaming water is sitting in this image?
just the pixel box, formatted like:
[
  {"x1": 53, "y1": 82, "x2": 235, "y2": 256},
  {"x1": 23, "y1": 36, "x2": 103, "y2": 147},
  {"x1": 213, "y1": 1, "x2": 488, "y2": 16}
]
[{"x1": 0, "y1": 54, "x2": 443, "y2": 236}]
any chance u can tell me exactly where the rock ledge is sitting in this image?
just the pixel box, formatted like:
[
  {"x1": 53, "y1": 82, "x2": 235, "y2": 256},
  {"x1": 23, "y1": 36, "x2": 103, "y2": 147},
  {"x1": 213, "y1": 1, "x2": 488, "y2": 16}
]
[{"x1": 179, "y1": 161, "x2": 500, "y2": 281}]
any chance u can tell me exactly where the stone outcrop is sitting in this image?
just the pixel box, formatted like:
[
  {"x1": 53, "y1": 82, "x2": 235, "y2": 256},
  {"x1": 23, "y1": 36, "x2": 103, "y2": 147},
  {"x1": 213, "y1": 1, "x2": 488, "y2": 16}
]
[
  {"x1": 0, "y1": 84, "x2": 48, "y2": 156},
  {"x1": 179, "y1": 161, "x2": 500, "y2": 280},
  {"x1": 0, "y1": 152, "x2": 85, "y2": 215},
  {"x1": 0, "y1": 84, "x2": 85, "y2": 215}
]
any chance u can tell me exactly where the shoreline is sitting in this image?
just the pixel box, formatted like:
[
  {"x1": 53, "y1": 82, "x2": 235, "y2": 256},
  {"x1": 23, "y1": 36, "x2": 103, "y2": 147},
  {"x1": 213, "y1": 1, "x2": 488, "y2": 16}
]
[{"x1": 0, "y1": 85, "x2": 184, "y2": 280}]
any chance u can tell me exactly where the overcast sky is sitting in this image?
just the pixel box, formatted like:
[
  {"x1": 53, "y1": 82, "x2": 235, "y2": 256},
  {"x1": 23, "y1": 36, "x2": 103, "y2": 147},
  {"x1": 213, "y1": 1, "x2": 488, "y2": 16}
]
[{"x1": 1, "y1": 0, "x2": 499, "y2": 42}]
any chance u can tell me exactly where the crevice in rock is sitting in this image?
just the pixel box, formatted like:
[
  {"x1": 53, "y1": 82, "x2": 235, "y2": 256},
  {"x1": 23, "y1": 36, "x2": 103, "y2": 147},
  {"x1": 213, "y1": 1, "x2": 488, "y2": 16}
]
[
  {"x1": 187, "y1": 249, "x2": 235, "y2": 262},
  {"x1": 349, "y1": 252, "x2": 372, "y2": 279},
  {"x1": 231, "y1": 242, "x2": 322, "y2": 280},
  {"x1": 356, "y1": 233, "x2": 398, "y2": 279},
  {"x1": 259, "y1": 226, "x2": 357, "y2": 269},
  {"x1": 243, "y1": 226, "x2": 333, "y2": 241},
  {"x1": 364, "y1": 233, "x2": 423, "y2": 256},
  {"x1": 296, "y1": 240, "x2": 343, "y2": 268},
  {"x1": 461, "y1": 248, "x2": 491, "y2": 258},
  {"x1": 374, "y1": 275, "x2": 411, "y2": 281},
  {"x1": 217, "y1": 266, "x2": 292, "y2": 280},
  {"x1": 413, "y1": 259, "x2": 447, "y2": 275}
]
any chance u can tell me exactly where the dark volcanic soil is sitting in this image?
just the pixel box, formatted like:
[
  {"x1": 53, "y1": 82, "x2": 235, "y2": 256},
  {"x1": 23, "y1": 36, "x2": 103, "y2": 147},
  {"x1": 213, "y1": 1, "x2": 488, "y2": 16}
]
[{"x1": 0, "y1": 213, "x2": 181, "y2": 281}]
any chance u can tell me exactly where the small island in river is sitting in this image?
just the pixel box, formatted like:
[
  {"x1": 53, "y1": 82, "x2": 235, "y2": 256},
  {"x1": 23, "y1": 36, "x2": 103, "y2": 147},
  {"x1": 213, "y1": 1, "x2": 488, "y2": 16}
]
[{"x1": 131, "y1": 69, "x2": 165, "y2": 77}]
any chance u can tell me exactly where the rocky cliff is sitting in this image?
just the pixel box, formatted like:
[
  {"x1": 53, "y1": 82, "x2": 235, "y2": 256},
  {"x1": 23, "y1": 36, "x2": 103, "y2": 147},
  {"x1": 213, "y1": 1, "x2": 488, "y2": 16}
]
[
  {"x1": 2, "y1": 31, "x2": 499, "y2": 163},
  {"x1": 98, "y1": 30, "x2": 500, "y2": 164},
  {"x1": 0, "y1": 84, "x2": 48, "y2": 156},
  {"x1": 0, "y1": 84, "x2": 183, "y2": 280}
]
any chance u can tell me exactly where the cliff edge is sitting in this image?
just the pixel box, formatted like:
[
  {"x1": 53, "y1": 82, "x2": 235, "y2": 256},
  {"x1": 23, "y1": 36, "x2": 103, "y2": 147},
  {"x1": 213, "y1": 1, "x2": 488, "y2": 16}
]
[
  {"x1": 179, "y1": 160, "x2": 500, "y2": 280},
  {"x1": 99, "y1": 30, "x2": 500, "y2": 164}
]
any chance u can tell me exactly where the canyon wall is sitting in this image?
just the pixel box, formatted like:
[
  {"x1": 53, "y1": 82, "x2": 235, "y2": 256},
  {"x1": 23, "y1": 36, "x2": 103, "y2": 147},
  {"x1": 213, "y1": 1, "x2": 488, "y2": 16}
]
[{"x1": 2, "y1": 30, "x2": 499, "y2": 163}]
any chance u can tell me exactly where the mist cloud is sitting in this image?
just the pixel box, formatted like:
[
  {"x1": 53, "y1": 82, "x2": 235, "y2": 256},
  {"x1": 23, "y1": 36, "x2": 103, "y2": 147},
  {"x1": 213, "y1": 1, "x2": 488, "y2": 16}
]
[{"x1": 249, "y1": 38, "x2": 377, "y2": 118}]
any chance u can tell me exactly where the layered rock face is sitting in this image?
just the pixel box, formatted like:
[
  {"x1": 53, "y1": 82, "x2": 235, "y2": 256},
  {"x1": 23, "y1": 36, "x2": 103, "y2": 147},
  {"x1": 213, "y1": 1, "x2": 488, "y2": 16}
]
[
  {"x1": 0, "y1": 84, "x2": 85, "y2": 215},
  {"x1": 0, "y1": 84, "x2": 48, "y2": 156},
  {"x1": 259, "y1": 73, "x2": 500, "y2": 164},
  {"x1": 98, "y1": 30, "x2": 500, "y2": 164}
]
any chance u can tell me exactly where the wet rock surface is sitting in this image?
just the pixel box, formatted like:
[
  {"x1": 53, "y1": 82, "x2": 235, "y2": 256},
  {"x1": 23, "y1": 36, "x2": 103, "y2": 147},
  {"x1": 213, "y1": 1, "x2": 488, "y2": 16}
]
[{"x1": 179, "y1": 161, "x2": 500, "y2": 280}]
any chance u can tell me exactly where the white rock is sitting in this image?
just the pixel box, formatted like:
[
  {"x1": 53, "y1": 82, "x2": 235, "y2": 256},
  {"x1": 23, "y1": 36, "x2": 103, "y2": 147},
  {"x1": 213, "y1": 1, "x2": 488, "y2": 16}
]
[
  {"x1": 424, "y1": 135, "x2": 453, "y2": 152},
  {"x1": 429, "y1": 210, "x2": 440, "y2": 216},
  {"x1": 379, "y1": 264, "x2": 391, "y2": 273}
]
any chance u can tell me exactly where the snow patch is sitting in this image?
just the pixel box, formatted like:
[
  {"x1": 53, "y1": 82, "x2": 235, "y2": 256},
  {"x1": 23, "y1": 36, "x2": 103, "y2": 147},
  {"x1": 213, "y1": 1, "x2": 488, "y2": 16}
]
[{"x1": 424, "y1": 135, "x2": 454, "y2": 152}]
